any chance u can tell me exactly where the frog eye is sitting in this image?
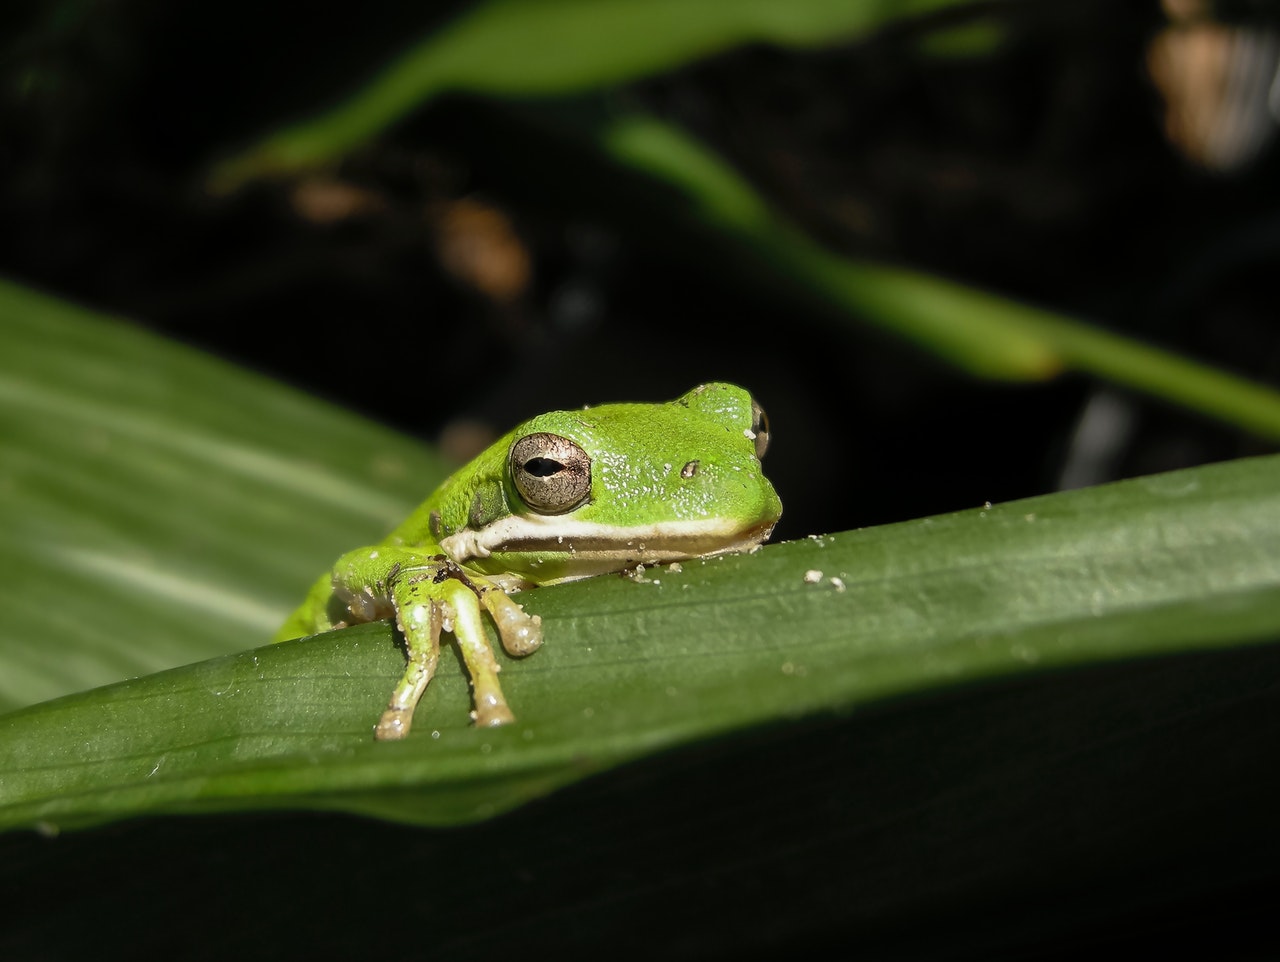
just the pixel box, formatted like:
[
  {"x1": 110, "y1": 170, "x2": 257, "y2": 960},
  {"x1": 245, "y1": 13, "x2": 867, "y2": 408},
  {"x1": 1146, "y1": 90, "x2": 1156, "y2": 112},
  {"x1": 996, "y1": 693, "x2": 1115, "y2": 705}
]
[
  {"x1": 750, "y1": 399, "x2": 771, "y2": 460},
  {"x1": 509, "y1": 433, "x2": 592, "y2": 514}
]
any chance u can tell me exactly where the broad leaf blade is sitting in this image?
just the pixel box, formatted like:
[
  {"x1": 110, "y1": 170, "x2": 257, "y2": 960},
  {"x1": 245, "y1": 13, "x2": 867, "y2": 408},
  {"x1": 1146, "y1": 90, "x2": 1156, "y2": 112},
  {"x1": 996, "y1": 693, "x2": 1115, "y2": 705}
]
[
  {"x1": 0, "y1": 279, "x2": 441, "y2": 710},
  {"x1": 1, "y1": 453, "x2": 1276, "y2": 833}
]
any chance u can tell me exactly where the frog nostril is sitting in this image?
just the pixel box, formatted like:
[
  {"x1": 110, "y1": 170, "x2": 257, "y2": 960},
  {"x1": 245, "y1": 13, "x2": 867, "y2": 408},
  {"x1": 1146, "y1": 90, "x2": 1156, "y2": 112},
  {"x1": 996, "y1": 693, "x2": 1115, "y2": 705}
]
[{"x1": 680, "y1": 460, "x2": 699, "y2": 479}]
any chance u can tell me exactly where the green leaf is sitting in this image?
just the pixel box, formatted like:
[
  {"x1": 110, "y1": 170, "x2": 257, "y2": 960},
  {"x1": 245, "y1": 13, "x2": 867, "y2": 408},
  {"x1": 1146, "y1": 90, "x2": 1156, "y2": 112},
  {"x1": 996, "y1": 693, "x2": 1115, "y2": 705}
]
[
  {"x1": 2, "y1": 280, "x2": 1277, "y2": 834},
  {"x1": 0, "y1": 278, "x2": 441, "y2": 711},
  {"x1": 601, "y1": 114, "x2": 1280, "y2": 436},
  {"x1": 0, "y1": 278, "x2": 1276, "y2": 833},
  {"x1": 214, "y1": 0, "x2": 972, "y2": 185}
]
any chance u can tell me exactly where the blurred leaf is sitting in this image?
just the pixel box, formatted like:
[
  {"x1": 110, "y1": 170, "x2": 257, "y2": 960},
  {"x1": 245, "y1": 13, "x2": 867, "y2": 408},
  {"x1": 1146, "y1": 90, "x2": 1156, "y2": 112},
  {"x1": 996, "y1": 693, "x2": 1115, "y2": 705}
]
[
  {"x1": 915, "y1": 16, "x2": 1009, "y2": 57},
  {"x1": 0, "y1": 278, "x2": 442, "y2": 710},
  {"x1": 214, "y1": 0, "x2": 972, "y2": 185},
  {"x1": 602, "y1": 114, "x2": 1280, "y2": 436}
]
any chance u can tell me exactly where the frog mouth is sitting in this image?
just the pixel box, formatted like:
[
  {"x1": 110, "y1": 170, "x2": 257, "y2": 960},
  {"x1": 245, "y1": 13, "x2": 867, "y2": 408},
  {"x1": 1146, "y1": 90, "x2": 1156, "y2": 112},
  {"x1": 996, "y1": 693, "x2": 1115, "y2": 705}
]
[{"x1": 439, "y1": 515, "x2": 779, "y2": 577}]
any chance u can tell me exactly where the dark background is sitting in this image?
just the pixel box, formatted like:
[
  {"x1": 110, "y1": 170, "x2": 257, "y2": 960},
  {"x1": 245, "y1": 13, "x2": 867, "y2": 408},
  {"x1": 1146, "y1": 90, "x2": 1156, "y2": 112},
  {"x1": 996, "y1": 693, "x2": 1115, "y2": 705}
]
[
  {"x1": 2, "y1": 1, "x2": 1278, "y2": 958},
  {"x1": 5, "y1": 1, "x2": 1277, "y2": 543}
]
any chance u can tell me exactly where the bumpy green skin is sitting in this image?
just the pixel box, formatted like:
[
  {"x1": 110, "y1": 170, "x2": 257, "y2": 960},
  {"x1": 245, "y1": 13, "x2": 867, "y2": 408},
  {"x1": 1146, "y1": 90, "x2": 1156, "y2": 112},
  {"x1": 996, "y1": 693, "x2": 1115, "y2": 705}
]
[{"x1": 277, "y1": 382, "x2": 782, "y2": 739}]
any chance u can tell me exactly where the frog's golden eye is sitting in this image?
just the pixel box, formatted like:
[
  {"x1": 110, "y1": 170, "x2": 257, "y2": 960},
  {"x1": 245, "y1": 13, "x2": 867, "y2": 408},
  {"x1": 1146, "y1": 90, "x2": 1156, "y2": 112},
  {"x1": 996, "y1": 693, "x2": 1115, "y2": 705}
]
[
  {"x1": 509, "y1": 433, "x2": 592, "y2": 514},
  {"x1": 750, "y1": 398, "x2": 771, "y2": 460}
]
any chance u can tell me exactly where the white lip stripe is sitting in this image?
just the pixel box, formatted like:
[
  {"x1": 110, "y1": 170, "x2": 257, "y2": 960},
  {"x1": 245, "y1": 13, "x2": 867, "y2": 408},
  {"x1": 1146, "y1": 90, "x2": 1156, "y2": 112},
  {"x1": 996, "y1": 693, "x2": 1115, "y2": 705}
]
[{"x1": 439, "y1": 514, "x2": 769, "y2": 564}]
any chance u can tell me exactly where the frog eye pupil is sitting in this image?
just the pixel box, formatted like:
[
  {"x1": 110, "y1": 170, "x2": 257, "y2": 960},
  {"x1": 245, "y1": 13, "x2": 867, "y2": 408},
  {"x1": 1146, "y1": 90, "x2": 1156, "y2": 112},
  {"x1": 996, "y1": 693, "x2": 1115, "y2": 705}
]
[{"x1": 523, "y1": 457, "x2": 564, "y2": 477}]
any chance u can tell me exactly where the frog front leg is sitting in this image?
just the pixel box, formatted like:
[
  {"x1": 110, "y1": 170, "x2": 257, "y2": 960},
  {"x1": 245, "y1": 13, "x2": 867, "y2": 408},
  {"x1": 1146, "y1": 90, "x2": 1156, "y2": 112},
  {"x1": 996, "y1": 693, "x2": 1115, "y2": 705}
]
[
  {"x1": 380, "y1": 564, "x2": 517, "y2": 737},
  {"x1": 330, "y1": 547, "x2": 543, "y2": 739}
]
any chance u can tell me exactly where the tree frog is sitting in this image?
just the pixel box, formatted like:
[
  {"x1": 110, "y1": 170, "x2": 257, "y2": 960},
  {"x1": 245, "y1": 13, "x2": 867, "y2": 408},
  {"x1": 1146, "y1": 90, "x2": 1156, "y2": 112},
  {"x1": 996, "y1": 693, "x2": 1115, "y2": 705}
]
[{"x1": 277, "y1": 382, "x2": 782, "y2": 740}]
